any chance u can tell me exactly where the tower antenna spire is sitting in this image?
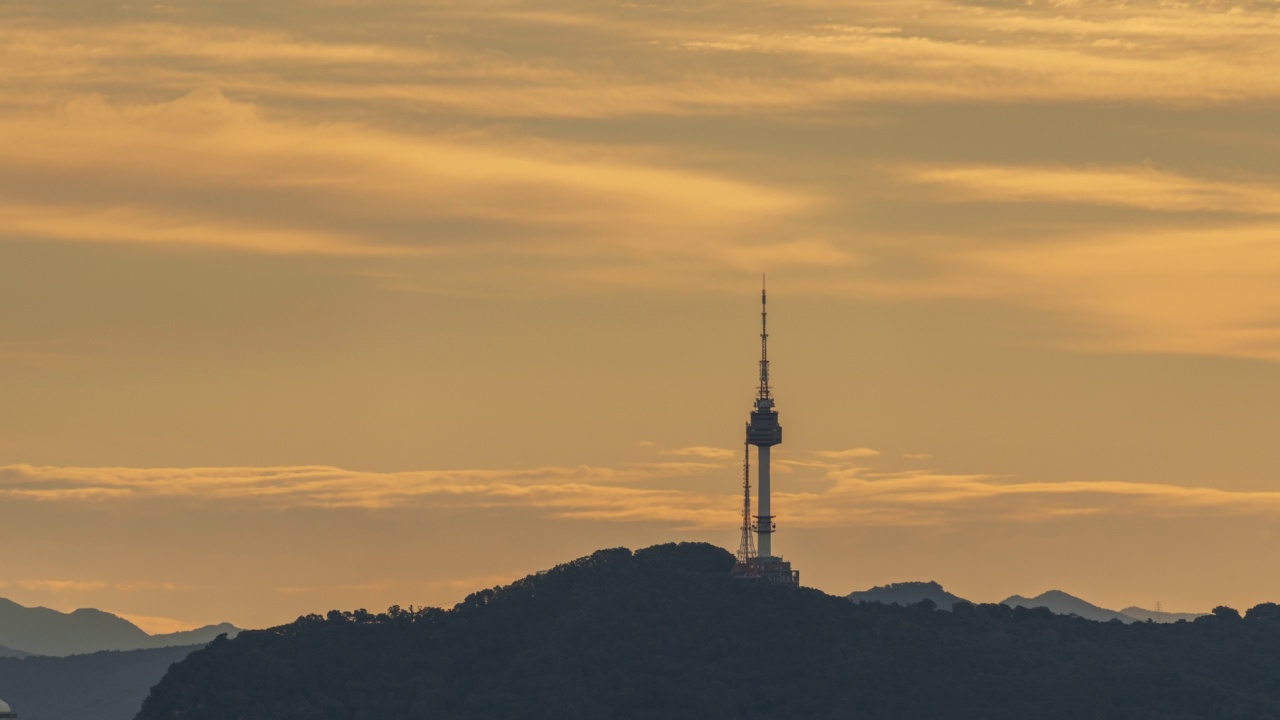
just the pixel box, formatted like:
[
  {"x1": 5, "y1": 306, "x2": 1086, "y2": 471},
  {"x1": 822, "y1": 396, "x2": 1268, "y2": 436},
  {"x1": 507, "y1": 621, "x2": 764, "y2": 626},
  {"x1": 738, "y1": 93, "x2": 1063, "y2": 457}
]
[{"x1": 759, "y1": 274, "x2": 770, "y2": 400}]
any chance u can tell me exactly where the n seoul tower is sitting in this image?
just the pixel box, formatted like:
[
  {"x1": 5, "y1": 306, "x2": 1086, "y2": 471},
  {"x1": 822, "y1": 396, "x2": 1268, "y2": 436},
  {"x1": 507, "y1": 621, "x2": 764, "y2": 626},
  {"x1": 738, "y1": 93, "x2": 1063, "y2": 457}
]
[{"x1": 733, "y1": 278, "x2": 799, "y2": 585}]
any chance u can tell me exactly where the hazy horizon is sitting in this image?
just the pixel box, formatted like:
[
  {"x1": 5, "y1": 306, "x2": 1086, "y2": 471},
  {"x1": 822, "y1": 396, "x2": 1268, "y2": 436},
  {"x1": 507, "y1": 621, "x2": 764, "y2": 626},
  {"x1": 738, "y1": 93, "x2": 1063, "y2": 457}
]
[
  {"x1": 4, "y1": 0, "x2": 1280, "y2": 631},
  {"x1": 0, "y1": 551, "x2": 1209, "y2": 635}
]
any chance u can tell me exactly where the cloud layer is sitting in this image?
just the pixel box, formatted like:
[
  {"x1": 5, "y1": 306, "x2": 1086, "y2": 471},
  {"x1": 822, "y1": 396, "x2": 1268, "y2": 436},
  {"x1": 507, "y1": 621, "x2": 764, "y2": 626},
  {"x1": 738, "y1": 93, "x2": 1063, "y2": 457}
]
[
  {"x1": 4, "y1": 0, "x2": 1280, "y2": 357},
  {"x1": 7, "y1": 459, "x2": 1280, "y2": 529}
]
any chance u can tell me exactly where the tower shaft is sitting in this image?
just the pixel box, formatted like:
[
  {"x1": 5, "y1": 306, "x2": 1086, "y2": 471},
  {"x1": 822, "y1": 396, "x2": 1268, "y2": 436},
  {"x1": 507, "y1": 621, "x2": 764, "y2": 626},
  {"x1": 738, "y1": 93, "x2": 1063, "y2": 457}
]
[{"x1": 757, "y1": 444, "x2": 773, "y2": 558}]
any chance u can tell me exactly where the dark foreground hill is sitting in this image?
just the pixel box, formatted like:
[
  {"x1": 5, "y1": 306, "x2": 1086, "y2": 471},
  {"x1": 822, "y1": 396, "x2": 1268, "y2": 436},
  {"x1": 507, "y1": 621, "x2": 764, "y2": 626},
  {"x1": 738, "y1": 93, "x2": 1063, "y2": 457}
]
[
  {"x1": 139, "y1": 543, "x2": 1280, "y2": 720},
  {"x1": 0, "y1": 644, "x2": 200, "y2": 720}
]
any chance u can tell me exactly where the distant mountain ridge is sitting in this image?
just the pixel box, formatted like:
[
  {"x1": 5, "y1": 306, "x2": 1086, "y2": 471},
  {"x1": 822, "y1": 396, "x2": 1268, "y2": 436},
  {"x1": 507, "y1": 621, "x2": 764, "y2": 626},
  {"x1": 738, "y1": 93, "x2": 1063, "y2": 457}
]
[
  {"x1": 1003, "y1": 590, "x2": 1135, "y2": 623},
  {"x1": 1120, "y1": 606, "x2": 1206, "y2": 623},
  {"x1": 845, "y1": 582, "x2": 1204, "y2": 624},
  {"x1": 0, "y1": 597, "x2": 238, "y2": 656},
  {"x1": 848, "y1": 581, "x2": 970, "y2": 610}
]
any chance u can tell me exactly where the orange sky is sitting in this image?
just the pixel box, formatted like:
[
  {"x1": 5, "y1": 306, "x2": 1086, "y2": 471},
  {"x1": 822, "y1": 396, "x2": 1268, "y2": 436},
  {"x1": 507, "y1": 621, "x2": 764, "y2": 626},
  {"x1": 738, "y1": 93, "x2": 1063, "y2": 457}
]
[{"x1": 3, "y1": 0, "x2": 1280, "y2": 631}]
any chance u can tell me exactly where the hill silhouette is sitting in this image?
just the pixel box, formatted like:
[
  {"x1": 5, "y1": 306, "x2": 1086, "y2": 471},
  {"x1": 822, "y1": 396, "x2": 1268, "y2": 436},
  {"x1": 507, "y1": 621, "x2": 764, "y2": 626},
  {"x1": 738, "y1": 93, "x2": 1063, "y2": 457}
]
[
  {"x1": 0, "y1": 597, "x2": 237, "y2": 656},
  {"x1": 138, "y1": 543, "x2": 1280, "y2": 720},
  {"x1": 1121, "y1": 606, "x2": 1206, "y2": 623},
  {"x1": 847, "y1": 581, "x2": 969, "y2": 609},
  {"x1": 1002, "y1": 589, "x2": 1136, "y2": 623},
  {"x1": 0, "y1": 644, "x2": 201, "y2": 720}
]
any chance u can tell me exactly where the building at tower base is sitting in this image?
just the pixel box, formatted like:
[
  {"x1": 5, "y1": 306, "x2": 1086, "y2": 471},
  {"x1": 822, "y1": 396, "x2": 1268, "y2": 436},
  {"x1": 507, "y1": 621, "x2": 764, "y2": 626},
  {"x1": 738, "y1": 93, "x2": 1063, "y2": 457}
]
[{"x1": 731, "y1": 556, "x2": 800, "y2": 585}]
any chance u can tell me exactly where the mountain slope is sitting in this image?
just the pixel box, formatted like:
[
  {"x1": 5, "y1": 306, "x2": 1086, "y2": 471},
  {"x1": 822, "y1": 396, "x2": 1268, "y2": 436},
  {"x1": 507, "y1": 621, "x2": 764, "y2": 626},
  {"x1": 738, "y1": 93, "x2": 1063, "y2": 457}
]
[
  {"x1": 0, "y1": 598, "x2": 237, "y2": 656},
  {"x1": 1120, "y1": 606, "x2": 1206, "y2": 623},
  {"x1": 146, "y1": 624, "x2": 240, "y2": 649},
  {"x1": 137, "y1": 543, "x2": 1280, "y2": 720},
  {"x1": 848, "y1": 581, "x2": 970, "y2": 610},
  {"x1": 0, "y1": 645, "x2": 200, "y2": 720},
  {"x1": 1002, "y1": 590, "x2": 1135, "y2": 623}
]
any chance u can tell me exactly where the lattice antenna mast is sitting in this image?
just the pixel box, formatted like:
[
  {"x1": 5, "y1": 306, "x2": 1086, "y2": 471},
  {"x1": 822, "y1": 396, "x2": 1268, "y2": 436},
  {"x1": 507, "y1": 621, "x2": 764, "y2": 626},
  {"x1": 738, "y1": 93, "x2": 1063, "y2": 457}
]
[
  {"x1": 759, "y1": 275, "x2": 771, "y2": 400},
  {"x1": 735, "y1": 440, "x2": 757, "y2": 564}
]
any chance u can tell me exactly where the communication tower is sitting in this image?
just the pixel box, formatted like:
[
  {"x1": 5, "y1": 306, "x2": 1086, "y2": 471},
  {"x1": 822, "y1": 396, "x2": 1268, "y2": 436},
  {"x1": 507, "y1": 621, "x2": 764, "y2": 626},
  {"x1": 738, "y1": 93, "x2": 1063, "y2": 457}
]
[
  {"x1": 733, "y1": 441, "x2": 757, "y2": 569},
  {"x1": 732, "y1": 278, "x2": 799, "y2": 586}
]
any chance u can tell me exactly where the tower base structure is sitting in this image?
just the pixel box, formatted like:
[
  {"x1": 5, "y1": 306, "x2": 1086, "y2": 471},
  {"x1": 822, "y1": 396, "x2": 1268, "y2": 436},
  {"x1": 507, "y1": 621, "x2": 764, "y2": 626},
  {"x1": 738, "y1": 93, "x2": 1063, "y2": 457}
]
[{"x1": 730, "y1": 556, "x2": 799, "y2": 587}]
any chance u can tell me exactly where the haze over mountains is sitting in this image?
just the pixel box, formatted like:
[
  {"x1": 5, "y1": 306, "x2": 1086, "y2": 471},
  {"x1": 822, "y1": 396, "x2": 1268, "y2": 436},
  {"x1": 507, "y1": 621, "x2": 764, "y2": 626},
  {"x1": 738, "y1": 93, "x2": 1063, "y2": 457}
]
[
  {"x1": 0, "y1": 645, "x2": 202, "y2": 720},
  {"x1": 847, "y1": 581, "x2": 1205, "y2": 624},
  {"x1": 0, "y1": 599, "x2": 238, "y2": 720},
  {"x1": 0, "y1": 597, "x2": 237, "y2": 656}
]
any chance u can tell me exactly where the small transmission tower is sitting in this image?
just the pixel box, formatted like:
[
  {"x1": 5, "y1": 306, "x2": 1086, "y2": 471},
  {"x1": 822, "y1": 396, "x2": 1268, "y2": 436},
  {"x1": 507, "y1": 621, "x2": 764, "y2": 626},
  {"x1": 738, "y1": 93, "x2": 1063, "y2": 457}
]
[{"x1": 734, "y1": 441, "x2": 757, "y2": 568}]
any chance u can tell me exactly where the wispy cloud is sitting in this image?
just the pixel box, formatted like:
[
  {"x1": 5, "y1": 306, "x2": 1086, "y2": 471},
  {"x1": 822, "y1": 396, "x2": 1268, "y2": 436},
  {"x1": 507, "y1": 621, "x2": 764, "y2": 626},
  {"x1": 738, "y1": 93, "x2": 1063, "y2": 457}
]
[
  {"x1": 5, "y1": 1, "x2": 1280, "y2": 126},
  {"x1": 663, "y1": 446, "x2": 737, "y2": 460},
  {"x1": 0, "y1": 464, "x2": 734, "y2": 526},
  {"x1": 276, "y1": 574, "x2": 517, "y2": 597},
  {"x1": 788, "y1": 469, "x2": 1280, "y2": 526},
  {"x1": 955, "y1": 221, "x2": 1280, "y2": 359},
  {"x1": 116, "y1": 613, "x2": 203, "y2": 635},
  {"x1": 814, "y1": 448, "x2": 880, "y2": 459},
  {"x1": 0, "y1": 89, "x2": 812, "y2": 273},
  {"x1": 903, "y1": 165, "x2": 1280, "y2": 215},
  {"x1": 7, "y1": 461, "x2": 1280, "y2": 529},
  {"x1": 7, "y1": 579, "x2": 109, "y2": 592}
]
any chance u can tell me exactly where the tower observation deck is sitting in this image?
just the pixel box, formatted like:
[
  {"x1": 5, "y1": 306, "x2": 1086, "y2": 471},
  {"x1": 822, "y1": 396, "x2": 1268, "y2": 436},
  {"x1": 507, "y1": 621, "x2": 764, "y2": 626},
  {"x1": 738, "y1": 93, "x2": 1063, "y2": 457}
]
[{"x1": 732, "y1": 279, "x2": 799, "y2": 586}]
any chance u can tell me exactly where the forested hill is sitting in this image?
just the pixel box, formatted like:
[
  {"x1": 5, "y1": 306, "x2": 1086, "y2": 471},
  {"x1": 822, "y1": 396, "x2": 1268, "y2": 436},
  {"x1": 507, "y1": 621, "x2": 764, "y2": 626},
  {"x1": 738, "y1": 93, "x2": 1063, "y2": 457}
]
[
  {"x1": 138, "y1": 543, "x2": 1280, "y2": 720},
  {"x1": 0, "y1": 644, "x2": 201, "y2": 720}
]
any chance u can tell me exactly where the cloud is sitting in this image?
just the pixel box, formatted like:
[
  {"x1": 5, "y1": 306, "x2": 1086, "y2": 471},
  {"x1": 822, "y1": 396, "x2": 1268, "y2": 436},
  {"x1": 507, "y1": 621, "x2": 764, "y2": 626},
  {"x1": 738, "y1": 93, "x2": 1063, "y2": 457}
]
[
  {"x1": 954, "y1": 221, "x2": 1280, "y2": 360},
  {"x1": 664, "y1": 0, "x2": 1280, "y2": 105},
  {"x1": 276, "y1": 574, "x2": 518, "y2": 597},
  {"x1": 0, "y1": 90, "x2": 812, "y2": 277},
  {"x1": 8, "y1": 460, "x2": 1280, "y2": 530},
  {"x1": 0, "y1": 464, "x2": 736, "y2": 525},
  {"x1": 116, "y1": 613, "x2": 203, "y2": 635},
  {"x1": 808, "y1": 163, "x2": 1280, "y2": 361},
  {"x1": 663, "y1": 446, "x2": 737, "y2": 460},
  {"x1": 2, "y1": 0, "x2": 1280, "y2": 361},
  {"x1": 814, "y1": 448, "x2": 881, "y2": 459},
  {"x1": 6, "y1": 1, "x2": 1280, "y2": 129},
  {"x1": 789, "y1": 468, "x2": 1280, "y2": 527},
  {"x1": 902, "y1": 165, "x2": 1280, "y2": 215},
  {"x1": 11, "y1": 579, "x2": 109, "y2": 592}
]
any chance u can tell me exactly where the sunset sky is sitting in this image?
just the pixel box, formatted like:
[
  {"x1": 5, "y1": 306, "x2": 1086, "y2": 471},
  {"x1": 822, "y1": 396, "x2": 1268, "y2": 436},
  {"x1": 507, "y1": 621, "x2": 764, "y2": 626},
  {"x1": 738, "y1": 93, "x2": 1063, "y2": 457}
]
[{"x1": 4, "y1": 0, "x2": 1280, "y2": 632}]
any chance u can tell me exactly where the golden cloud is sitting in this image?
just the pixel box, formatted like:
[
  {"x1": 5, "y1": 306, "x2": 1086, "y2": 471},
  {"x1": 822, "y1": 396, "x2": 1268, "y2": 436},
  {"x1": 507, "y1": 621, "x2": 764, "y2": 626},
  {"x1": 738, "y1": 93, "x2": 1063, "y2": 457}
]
[
  {"x1": 957, "y1": 221, "x2": 1280, "y2": 359},
  {"x1": 7, "y1": 461, "x2": 1280, "y2": 530},
  {"x1": 902, "y1": 165, "x2": 1280, "y2": 215},
  {"x1": 116, "y1": 613, "x2": 203, "y2": 635},
  {"x1": 0, "y1": 90, "x2": 812, "y2": 269},
  {"x1": 11, "y1": 579, "x2": 110, "y2": 592},
  {"x1": 4, "y1": 1, "x2": 1280, "y2": 125},
  {"x1": 814, "y1": 448, "x2": 881, "y2": 459},
  {"x1": 663, "y1": 446, "x2": 738, "y2": 460}
]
